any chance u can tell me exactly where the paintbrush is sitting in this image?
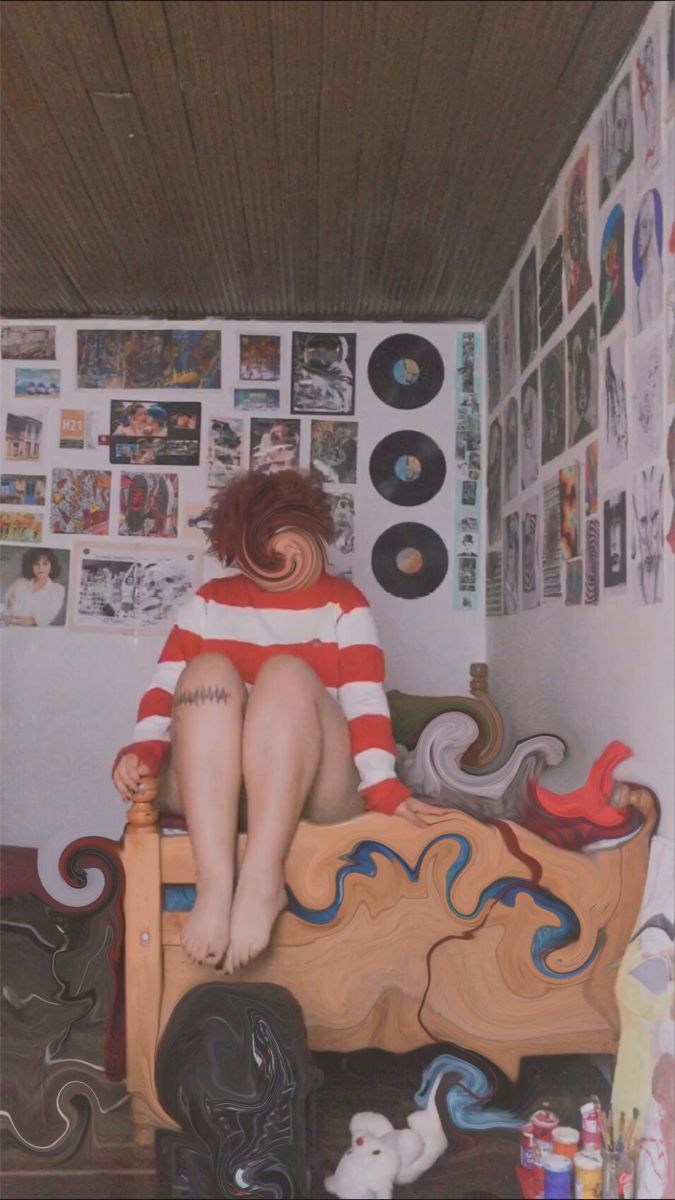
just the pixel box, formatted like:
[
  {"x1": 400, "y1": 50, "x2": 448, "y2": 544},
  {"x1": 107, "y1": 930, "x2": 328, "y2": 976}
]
[
  {"x1": 625, "y1": 1107, "x2": 639, "y2": 1155},
  {"x1": 617, "y1": 1110, "x2": 625, "y2": 1152}
]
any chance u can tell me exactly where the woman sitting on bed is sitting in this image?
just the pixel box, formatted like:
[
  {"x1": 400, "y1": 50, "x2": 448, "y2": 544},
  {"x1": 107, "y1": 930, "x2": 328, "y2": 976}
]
[{"x1": 112, "y1": 470, "x2": 443, "y2": 973}]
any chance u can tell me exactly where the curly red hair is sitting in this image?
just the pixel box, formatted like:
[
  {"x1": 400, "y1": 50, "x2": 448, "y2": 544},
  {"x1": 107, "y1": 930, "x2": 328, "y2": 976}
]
[{"x1": 203, "y1": 470, "x2": 335, "y2": 566}]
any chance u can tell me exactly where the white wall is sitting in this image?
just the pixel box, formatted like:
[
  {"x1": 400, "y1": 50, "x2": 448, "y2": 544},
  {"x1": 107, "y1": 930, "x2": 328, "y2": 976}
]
[
  {"x1": 1, "y1": 317, "x2": 485, "y2": 893},
  {"x1": 486, "y1": 0, "x2": 675, "y2": 840}
]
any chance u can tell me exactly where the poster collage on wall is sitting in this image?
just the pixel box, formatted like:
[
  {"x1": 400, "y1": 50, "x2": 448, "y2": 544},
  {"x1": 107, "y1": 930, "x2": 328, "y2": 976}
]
[
  {"x1": 486, "y1": 0, "x2": 674, "y2": 617},
  {"x1": 0, "y1": 321, "x2": 481, "y2": 632}
]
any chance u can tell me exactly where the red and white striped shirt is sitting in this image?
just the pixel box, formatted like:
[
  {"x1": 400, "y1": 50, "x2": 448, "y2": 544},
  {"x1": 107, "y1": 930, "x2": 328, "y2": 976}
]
[{"x1": 115, "y1": 572, "x2": 411, "y2": 815}]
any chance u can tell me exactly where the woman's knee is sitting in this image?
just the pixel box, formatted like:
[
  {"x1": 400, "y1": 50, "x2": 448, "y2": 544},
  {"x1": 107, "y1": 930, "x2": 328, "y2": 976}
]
[
  {"x1": 253, "y1": 654, "x2": 320, "y2": 697},
  {"x1": 175, "y1": 653, "x2": 247, "y2": 705}
]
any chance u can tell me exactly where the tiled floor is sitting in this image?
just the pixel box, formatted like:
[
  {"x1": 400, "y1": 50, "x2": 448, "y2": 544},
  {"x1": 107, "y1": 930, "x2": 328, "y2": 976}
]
[{"x1": 0, "y1": 889, "x2": 612, "y2": 1199}]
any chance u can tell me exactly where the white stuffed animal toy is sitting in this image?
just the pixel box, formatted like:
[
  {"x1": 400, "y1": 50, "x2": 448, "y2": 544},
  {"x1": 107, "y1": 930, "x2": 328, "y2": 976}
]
[{"x1": 323, "y1": 1076, "x2": 447, "y2": 1200}]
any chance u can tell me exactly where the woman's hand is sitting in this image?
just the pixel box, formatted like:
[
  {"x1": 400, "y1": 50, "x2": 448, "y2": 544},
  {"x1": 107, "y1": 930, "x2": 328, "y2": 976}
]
[
  {"x1": 394, "y1": 796, "x2": 448, "y2": 827},
  {"x1": 112, "y1": 753, "x2": 152, "y2": 803}
]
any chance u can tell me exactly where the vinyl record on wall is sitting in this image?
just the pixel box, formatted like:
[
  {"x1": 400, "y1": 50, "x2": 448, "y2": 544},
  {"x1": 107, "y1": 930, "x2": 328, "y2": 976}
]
[
  {"x1": 367, "y1": 334, "x2": 445, "y2": 408},
  {"x1": 369, "y1": 430, "x2": 446, "y2": 506},
  {"x1": 371, "y1": 522, "x2": 448, "y2": 598}
]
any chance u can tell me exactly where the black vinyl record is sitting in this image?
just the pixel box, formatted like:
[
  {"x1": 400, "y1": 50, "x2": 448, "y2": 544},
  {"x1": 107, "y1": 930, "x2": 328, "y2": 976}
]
[
  {"x1": 371, "y1": 522, "x2": 448, "y2": 598},
  {"x1": 368, "y1": 334, "x2": 445, "y2": 408},
  {"x1": 369, "y1": 430, "x2": 446, "y2": 506}
]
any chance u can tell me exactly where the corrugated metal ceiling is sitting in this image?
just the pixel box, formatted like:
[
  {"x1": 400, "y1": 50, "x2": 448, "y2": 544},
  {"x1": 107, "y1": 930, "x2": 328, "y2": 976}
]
[{"x1": 0, "y1": 0, "x2": 651, "y2": 320}]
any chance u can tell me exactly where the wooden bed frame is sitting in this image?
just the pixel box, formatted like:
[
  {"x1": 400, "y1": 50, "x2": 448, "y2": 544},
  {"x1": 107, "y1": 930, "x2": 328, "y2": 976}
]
[{"x1": 121, "y1": 664, "x2": 657, "y2": 1142}]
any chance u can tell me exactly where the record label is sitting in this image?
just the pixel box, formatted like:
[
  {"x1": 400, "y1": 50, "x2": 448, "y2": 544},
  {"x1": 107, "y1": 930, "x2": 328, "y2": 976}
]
[
  {"x1": 370, "y1": 431, "x2": 446, "y2": 506},
  {"x1": 368, "y1": 334, "x2": 444, "y2": 408},
  {"x1": 372, "y1": 522, "x2": 448, "y2": 598}
]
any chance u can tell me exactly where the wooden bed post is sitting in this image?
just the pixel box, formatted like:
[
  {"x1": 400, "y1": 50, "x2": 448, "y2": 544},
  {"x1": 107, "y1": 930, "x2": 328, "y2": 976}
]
[{"x1": 122, "y1": 777, "x2": 170, "y2": 1143}]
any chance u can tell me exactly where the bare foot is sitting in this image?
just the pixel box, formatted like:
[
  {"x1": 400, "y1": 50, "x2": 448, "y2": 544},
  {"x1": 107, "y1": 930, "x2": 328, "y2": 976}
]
[
  {"x1": 224, "y1": 868, "x2": 286, "y2": 973},
  {"x1": 181, "y1": 879, "x2": 233, "y2": 967}
]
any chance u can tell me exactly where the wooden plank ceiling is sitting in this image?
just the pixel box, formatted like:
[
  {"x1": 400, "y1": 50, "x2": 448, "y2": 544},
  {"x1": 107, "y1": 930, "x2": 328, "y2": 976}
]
[{"x1": 1, "y1": 0, "x2": 652, "y2": 321}]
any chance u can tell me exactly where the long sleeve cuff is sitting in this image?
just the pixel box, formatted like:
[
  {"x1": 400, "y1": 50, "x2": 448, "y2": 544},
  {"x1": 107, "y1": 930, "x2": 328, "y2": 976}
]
[
  {"x1": 111, "y1": 739, "x2": 169, "y2": 781},
  {"x1": 361, "y1": 777, "x2": 411, "y2": 815}
]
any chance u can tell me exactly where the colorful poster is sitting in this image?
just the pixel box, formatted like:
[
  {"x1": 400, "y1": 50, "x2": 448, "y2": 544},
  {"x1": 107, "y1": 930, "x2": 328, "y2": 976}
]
[
  {"x1": 0, "y1": 512, "x2": 43, "y2": 543},
  {"x1": 76, "y1": 329, "x2": 221, "y2": 388},
  {"x1": 239, "y1": 334, "x2": 281, "y2": 381},
  {"x1": 559, "y1": 463, "x2": 581, "y2": 561},
  {"x1": 633, "y1": 187, "x2": 664, "y2": 334},
  {"x1": 208, "y1": 418, "x2": 244, "y2": 488},
  {"x1": 291, "y1": 333, "x2": 355, "y2": 414},
  {"x1": 635, "y1": 27, "x2": 661, "y2": 184},
  {"x1": 521, "y1": 497, "x2": 540, "y2": 610},
  {"x1": 585, "y1": 441, "x2": 599, "y2": 517},
  {"x1": 603, "y1": 488, "x2": 628, "y2": 592},
  {"x1": 0, "y1": 545, "x2": 69, "y2": 627},
  {"x1": 599, "y1": 203, "x2": 625, "y2": 337},
  {"x1": 1, "y1": 326, "x2": 55, "y2": 360},
  {"x1": 0, "y1": 475, "x2": 46, "y2": 506},
  {"x1": 71, "y1": 542, "x2": 202, "y2": 634},
  {"x1": 5, "y1": 407, "x2": 45, "y2": 463},
  {"x1": 565, "y1": 558, "x2": 583, "y2": 606},
  {"x1": 602, "y1": 338, "x2": 629, "y2": 471},
  {"x1": 234, "y1": 388, "x2": 279, "y2": 412},
  {"x1": 50, "y1": 470, "x2": 111, "y2": 536},
  {"x1": 567, "y1": 305, "x2": 598, "y2": 446},
  {"x1": 309, "y1": 420, "x2": 356, "y2": 484},
  {"x1": 118, "y1": 473, "x2": 178, "y2": 538},
  {"x1": 631, "y1": 466, "x2": 665, "y2": 606},
  {"x1": 109, "y1": 400, "x2": 200, "y2": 466},
  {"x1": 598, "y1": 74, "x2": 634, "y2": 204},
  {"x1": 520, "y1": 370, "x2": 539, "y2": 491},
  {"x1": 60, "y1": 410, "x2": 98, "y2": 451},
  {"x1": 563, "y1": 147, "x2": 592, "y2": 312},
  {"x1": 251, "y1": 418, "x2": 302, "y2": 475},
  {"x1": 15, "y1": 368, "x2": 60, "y2": 397}
]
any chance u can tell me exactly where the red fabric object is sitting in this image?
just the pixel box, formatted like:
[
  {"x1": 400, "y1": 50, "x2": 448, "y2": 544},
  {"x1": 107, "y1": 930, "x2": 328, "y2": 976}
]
[{"x1": 534, "y1": 740, "x2": 633, "y2": 828}]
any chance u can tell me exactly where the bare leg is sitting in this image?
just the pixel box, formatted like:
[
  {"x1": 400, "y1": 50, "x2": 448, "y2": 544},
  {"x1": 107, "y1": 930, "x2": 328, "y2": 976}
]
[
  {"x1": 171, "y1": 653, "x2": 247, "y2": 966},
  {"x1": 225, "y1": 655, "x2": 360, "y2": 973}
]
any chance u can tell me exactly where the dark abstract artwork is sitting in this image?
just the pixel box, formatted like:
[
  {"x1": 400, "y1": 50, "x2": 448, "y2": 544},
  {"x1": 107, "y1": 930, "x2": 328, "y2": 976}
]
[{"x1": 155, "y1": 983, "x2": 319, "y2": 1200}]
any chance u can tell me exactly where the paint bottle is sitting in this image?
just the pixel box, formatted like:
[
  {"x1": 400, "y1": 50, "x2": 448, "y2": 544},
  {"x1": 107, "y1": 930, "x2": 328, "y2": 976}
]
[
  {"x1": 520, "y1": 1122, "x2": 537, "y2": 1168},
  {"x1": 532, "y1": 1105, "x2": 560, "y2": 1156},
  {"x1": 579, "y1": 1101, "x2": 602, "y2": 1151},
  {"x1": 543, "y1": 1153, "x2": 573, "y2": 1199},
  {"x1": 573, "y1": 1149, "x2": 603, "y2": 1198},
  {"x1": 552, "y1": 1126, "x2": 580, "y2": 1159}
]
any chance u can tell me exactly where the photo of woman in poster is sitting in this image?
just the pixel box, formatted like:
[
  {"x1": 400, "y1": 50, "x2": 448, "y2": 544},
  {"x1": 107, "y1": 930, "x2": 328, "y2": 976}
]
[
  {"x1": 520, "y1": 372, "x2": 539, "y2": 490},
  {"x1": 0, "y1": 546, "x2": 67, "y2": 626},
  {"x1": 633, "y1": 188, "x2": 664, "y2": 333}
]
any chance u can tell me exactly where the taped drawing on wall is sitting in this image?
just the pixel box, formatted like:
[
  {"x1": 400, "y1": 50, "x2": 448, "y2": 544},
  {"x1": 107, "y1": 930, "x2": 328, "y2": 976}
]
[
  {"x1": 0, "y1": 512, "x2": 43, "y2": 543},
  {"x1": 310, "y1": 420, "x2": 357, "y2": 485},
  {"x1": 239, "y1": 334, "x2": 281, "y2": 381},
  {"x1": 208, "y1": 418, "x2": 244, "y2": 487},
  {"x1": 633, "y1": 186, "x2": 664, "y2": 334},
  {"x1": 4, "y1": 407, "x2": 44, "y2": 463},
  {"x1": 1, "y1": 326, "x2": 55, "y2": 360},
  {"x1": 567, "y1": 305, "x2": 598, "y2": 447},
  {"x1": 541, "y1": 342, "x2": 566, "y2": 465},
  {"x1": 635, "y1": 26, "x2": 661, "y2": 184},
  {"x1": 543, "y1": 477, "x2": 563, "y2": 599},
  {"x1": 234, "y1": 388, "x2": 279, "y2": 412},
  {"x1": 502, "y1": 511, "x2": 519, "y2": 615},
  {"x1": 503, "y1": 396, "x2": 519, "y2": 504},
  {"x1": 565, "y1": 557, "x2": 583, "y2": 606},
  {"x1": 603, "y1": 488, "x2": 627, "y2": 592},
  {"x1": 0, "y1": 475, "x2": 46, "y2": 507},
  {"x1": 485, "y1": 550, "x2": 503, "y2": 617},
  {"x1": 487, "y1": 415, "x2": 502, "y2": 546},
  {"x1": 326, "y1": 491, "x2": 355, "y2": 580},
  {"x1": 631, "y1": 466, "x2": 664, "y2": 606},
  {"x1": 499, "y1": 287, "x2": 517, "y2": 397},
  {"x1": 559, "y1": 463, "x2": 580, "y2": 562},
  {"x1": 584, "y1": 517, "x2": 600, "y2": 605},
  {"x1": 71, "y1": 542, "x2": 202, "y2": 634},
  {"x1": 251, "y1": 418, "x2": 301, "y2": 475},
  {"x1": 15, "y1": 368, "x2": 60, "y2": 397},
  {"x1": 585, "y1": 441, "x2": 599, "y2": 517},
  {"x1": 520, "y1": 370, "x2": 539, "y2": 491},
  {"x1": 60, "y1": 410, "x2": 98, "y2": 451},
  {"x1": 519, "y1": 247, "x2": 538, "y2": 373},
  {"x1": 291, "y1": 333, "x2": 355, "y2": 415},
  {"x1": 632, "y1": 334, "x2": 663, "y2": 465},
  {"x1": 453, "y1": 480, "x2": 481, "y2": 612},
  {"x1": 77, "y1": 330, "x2": 221, "y2": 388},
  {"x1": 110, "y1": 401, "x2": 201, "y2": 467},
  {"x1": 598, "y1": 74, "x2": 634, "y2": 204},
  {"x1": 118, "y1": 473, "x2": 178, "y2": 538},
  {"x1": 487, "y1": 312, "x2": 501, "y2": 413},
  {"x1": 521, "y1": 497, "x2": 540, "y2": 610},
  {"x1": 602, "y1": 338, "x2": 629, "y2": 470},
  {"x1": 563, "y1": 147, "x2": 592, "y2": 312}
]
